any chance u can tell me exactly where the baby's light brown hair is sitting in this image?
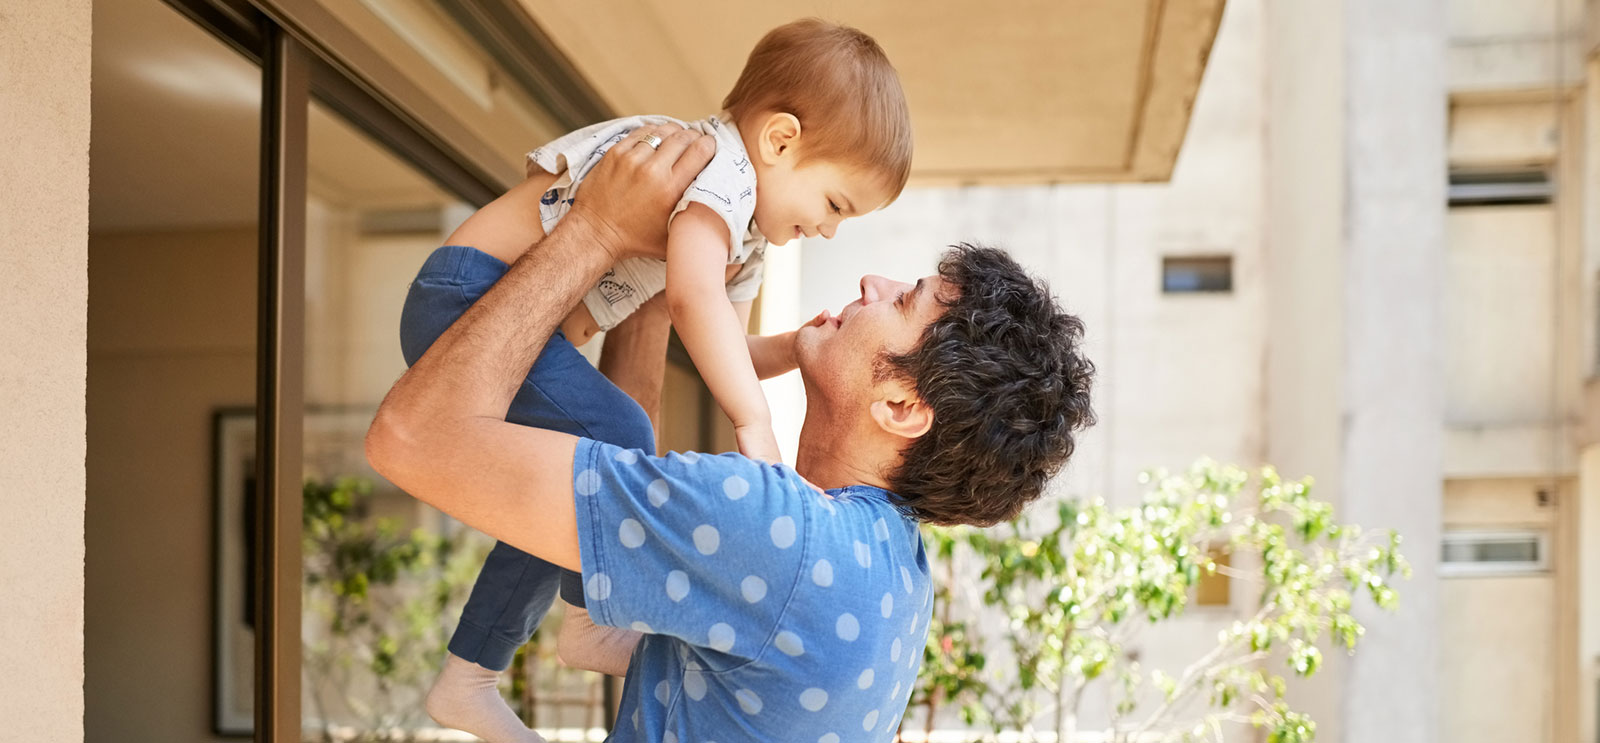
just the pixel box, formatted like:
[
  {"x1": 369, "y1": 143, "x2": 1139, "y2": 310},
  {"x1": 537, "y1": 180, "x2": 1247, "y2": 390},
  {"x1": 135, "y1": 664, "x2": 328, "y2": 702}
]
[{"x1": 722, "y1": 19, "x2": 913, "y2": 203}]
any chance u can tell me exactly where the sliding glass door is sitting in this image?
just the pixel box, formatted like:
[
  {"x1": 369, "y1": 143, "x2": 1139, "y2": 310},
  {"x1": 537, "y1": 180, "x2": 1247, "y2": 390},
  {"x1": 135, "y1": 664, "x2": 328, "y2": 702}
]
[{"x1": 86, "y1": 0, "x2": 630, "y2": 739}]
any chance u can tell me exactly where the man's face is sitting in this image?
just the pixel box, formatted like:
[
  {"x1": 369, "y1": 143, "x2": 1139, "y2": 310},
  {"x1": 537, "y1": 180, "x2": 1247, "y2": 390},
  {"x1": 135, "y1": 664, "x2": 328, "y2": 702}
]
[{"x1": 795, "y1": 273, "x2": 951, "y2": 407}]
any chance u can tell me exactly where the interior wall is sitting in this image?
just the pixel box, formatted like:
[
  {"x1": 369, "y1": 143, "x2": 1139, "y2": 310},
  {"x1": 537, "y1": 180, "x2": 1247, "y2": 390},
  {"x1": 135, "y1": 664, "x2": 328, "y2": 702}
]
[
  {"x1": 86, "y1": 226, "x2": 257, "y2": 743},
  {"x1": 0, "y1": 0, "x2": 91, "y2": 737}
]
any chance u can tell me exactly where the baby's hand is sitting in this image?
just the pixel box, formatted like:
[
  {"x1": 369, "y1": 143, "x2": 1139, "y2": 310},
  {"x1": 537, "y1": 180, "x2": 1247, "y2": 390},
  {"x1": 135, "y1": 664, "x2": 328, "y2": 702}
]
[{"x1": 734, "y1": 424, "x2": 783, "y2": 466}]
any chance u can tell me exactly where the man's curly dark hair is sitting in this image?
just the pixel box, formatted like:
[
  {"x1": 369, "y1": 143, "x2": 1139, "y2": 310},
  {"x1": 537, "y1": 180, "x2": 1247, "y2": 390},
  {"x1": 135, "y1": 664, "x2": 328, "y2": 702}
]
[{"x1": 879, "y1": 244, "x2": 1096, "y2": 526}]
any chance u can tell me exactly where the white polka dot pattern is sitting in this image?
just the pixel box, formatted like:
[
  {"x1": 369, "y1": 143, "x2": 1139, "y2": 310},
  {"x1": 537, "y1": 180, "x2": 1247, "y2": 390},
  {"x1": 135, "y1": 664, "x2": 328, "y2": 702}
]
[
  {"x1": 646, "y1": 478, "x2": 670, "y2": 507},
  {"x1": 854, "y1": 541, "x2": 872, "y2": 568},
  {"x1": 692, "y1": 524, "x2": 720, "y2": 555},
  {"x1": 665, "y1": 570, "x2": 690, "y2": 602},
  {"x1": 740, "y1": 575, "x2": 767, "y2": 603},
  {"x1": 775, "y1": 631, "x2": 805, "y2": 657},
  {"x1": 836, "y1": 613, "x2": 859, "y2": 641},
  {"x1": 799, "y1": 688, "x2": 828, "y2": 711},
  {"x1": 770, "y1": 516, "x2": 796, "y2": 548},
  {"x1": 708, "y1": 622, "x2": 736, "y2": 652},
  {"x1": 585, "y1": 573, "x2": 611, "y2": 601},
  {"x1": 618, "y1": 518, "x2": 645, "y2": 548},
  {"x1": 735, "y1": 689, "x2": 763, "y2": 715},
  {"x1": 683, "y1": 669, "x2": 707, "y2": 700},
  {"x1": 570, "y1": 439, "x2": 939, "y2": 742}
]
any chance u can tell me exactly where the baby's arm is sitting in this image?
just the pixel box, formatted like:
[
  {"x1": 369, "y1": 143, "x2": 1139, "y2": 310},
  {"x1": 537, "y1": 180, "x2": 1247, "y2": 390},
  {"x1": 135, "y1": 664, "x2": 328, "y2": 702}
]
[
  {"x1": 746, "y1": 331, "x2": 799, "y2": 380},
  {"x1": 556, "y1": 606, "x2": 640, "y2": 677},
  {"x1": 666, "y1": 203, "x2": 781, "y2": 463},
  {"x1": 726, "y1": 299, "x2": 804, "y2": 380}
]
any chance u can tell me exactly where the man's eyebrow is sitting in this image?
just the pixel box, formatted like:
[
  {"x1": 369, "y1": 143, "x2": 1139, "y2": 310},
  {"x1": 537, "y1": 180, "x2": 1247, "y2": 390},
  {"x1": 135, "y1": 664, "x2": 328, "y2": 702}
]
[{"x1": 899, "y1": 278, "x2": 925, "y2": 314}]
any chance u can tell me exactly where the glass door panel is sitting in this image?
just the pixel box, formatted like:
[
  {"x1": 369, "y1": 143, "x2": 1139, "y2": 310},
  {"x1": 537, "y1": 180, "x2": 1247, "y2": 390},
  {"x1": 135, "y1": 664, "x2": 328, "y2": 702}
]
[{"x1": 85, "y1": 0, "x2": 262, "y2": 739}]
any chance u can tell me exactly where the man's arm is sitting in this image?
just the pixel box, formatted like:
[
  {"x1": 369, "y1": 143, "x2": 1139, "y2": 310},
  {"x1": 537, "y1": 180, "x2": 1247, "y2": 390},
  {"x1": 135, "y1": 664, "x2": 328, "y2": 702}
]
[{"x1": 365, "y1": 124, "x2": 715, "y2": 570}]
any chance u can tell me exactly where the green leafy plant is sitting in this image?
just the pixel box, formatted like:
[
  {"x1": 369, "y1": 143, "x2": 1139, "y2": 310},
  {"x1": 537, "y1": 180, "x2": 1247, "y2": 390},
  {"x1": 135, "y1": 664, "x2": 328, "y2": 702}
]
[
  {"x1": 301, "y1": 477, "x2": 485, "y2": 742},
  {"x1": 908, "y1": 460, "x2": 1409, "y2": 743}
]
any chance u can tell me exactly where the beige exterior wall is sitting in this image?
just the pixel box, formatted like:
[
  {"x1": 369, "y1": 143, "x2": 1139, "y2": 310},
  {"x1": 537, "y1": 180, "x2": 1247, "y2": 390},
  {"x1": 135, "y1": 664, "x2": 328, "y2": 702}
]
[{"x1": 0, "y1": 1, "x2": 92, "y2": 739}]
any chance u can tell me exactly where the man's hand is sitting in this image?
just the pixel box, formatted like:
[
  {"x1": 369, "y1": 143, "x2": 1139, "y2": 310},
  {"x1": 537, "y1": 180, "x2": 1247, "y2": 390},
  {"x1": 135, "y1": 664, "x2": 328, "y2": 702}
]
[{"x1": 570, "y1": 124, "x2": 716, "y2": 263}]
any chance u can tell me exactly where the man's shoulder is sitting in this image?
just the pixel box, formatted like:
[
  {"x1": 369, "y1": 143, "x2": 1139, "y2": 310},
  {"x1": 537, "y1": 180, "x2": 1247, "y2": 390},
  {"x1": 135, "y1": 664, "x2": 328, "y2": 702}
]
[{"x1": 575, "y1": 439, "x2": 814, "y2": 509}]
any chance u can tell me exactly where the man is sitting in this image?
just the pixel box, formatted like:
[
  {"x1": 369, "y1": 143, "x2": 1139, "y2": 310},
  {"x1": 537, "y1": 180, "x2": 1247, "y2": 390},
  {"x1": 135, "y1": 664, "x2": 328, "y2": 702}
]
[{"x1": 366, "y1": 124, "x2": 1095, "y2": 741}]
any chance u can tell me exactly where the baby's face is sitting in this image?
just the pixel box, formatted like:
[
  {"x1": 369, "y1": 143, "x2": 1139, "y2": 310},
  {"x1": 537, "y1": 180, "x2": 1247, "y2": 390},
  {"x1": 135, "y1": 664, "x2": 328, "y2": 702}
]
[{"x1": 752, "y1": 158, "x2": 891, "y2": 246}]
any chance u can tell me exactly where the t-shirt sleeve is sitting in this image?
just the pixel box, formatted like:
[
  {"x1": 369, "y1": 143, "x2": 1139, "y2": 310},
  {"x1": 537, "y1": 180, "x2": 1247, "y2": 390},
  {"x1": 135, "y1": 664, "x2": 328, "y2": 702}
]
[
  {"x1": 724, "y1": 245, "x2": 766, "y2": 303},
  {"x1": 570, "y1": 438, "x2": 813, "y2": 661},
  {"x1": 669, "y1": 143, "x2": 757, "y2": 263}
]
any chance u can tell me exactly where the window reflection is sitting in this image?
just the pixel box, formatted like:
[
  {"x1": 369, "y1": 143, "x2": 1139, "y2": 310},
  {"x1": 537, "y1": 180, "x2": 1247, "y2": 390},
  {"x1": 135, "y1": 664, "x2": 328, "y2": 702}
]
[{"x1": 301, "y1": 99, "x2": 612, "y2": 740}]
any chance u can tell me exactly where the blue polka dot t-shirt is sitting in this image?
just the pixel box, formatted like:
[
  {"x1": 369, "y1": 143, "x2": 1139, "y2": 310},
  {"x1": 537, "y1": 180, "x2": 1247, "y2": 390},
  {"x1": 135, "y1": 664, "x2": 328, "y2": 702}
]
[{"x1": 571, "y1": 438, "x2": 933, "y2": 742}]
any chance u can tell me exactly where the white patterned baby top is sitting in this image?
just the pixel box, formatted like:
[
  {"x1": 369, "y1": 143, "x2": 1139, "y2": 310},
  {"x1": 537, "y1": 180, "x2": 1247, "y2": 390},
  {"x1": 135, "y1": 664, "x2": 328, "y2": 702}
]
[
  {"x1": 570, "y1": 438, "x2": 933, "y2": 742},
  {"x1": 526, "y1": 114, "x2": 766, "y2": 331}
]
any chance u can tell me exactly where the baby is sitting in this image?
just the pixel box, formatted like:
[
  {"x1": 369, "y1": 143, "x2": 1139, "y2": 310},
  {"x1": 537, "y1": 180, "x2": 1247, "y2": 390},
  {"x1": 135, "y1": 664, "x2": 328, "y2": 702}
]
[{"x1": 399, "y1": 19, "x2": 912, "y2": 743}]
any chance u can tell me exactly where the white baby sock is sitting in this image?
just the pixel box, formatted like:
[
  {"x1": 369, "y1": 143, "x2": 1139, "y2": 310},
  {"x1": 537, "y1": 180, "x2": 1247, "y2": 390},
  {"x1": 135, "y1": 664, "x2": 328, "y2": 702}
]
[{"x1": 425, "y1": 653, "x2": 546, "y2": 743}]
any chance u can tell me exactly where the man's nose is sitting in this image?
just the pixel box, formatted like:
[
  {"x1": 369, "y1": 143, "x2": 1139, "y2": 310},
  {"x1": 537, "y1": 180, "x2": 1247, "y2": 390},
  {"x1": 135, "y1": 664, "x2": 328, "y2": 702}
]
[{"x1": 859, "y1": 274, "x2": 907, "y2": 304}]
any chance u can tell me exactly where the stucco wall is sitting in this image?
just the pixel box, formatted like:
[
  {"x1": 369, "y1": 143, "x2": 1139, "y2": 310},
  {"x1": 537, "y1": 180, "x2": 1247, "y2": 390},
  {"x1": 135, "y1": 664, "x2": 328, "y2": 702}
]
[{"x1": 0, "y1": 1, "x2": 91, "y2": 739}]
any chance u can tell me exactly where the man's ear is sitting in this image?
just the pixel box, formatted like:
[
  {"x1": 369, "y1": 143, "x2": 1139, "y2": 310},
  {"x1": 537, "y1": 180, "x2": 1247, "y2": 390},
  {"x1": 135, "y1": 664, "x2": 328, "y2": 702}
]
[
  {"x1": 757, "y1": 112, "x2": 802, "y2": 165},
  {"x1": 869, "y1": 385, "x2": 934, "y2": 441}
]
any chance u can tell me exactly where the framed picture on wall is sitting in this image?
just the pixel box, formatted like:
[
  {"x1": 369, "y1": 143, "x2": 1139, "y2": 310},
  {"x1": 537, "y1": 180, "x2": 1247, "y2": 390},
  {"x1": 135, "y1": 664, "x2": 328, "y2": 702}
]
[
  {"x1": 210, "y1": 406, "x2": 387, "y2": 736},
  {"x1": 211, "y1": 407, "x2": 256, "y2": 737}
]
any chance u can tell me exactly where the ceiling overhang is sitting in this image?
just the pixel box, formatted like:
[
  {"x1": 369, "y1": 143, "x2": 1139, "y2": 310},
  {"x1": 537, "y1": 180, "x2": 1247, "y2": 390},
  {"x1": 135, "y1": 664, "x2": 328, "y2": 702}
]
[{"x1": 515, "y1": 0, "x2": 1225, "y2": 185}]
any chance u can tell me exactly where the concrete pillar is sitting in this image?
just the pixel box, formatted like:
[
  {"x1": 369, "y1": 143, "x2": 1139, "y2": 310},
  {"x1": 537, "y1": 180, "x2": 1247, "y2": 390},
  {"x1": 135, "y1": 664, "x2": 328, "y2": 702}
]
[
  {"x1": 0, "y1": 0, "x2": 92, "y2": 739},
  {"x1": 1267, "y1": 1, "x2": 1444, "y2": 741},
  {"x1": 1340, "y1": 2, "x2": 1445, "y2": 742}
]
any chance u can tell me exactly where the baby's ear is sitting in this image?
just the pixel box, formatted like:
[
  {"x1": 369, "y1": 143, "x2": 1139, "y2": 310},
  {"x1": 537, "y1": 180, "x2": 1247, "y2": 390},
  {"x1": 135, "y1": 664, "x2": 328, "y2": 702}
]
[{"x1": 760, "y1": 112, "x2": 802, "y2": 163}]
